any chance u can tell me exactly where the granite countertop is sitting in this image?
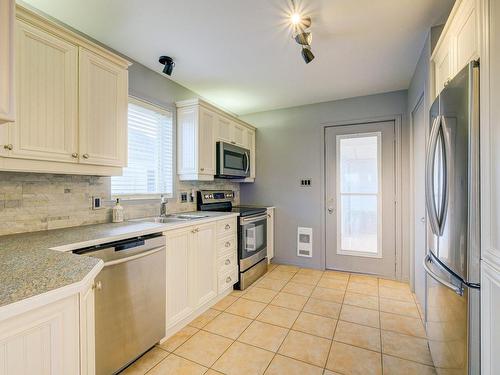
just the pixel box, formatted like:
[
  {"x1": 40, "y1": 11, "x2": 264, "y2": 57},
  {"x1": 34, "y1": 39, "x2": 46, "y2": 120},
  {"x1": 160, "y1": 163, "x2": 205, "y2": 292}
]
[{"x1": 0, "y1": 211, "x2": 238, "y2": 309}]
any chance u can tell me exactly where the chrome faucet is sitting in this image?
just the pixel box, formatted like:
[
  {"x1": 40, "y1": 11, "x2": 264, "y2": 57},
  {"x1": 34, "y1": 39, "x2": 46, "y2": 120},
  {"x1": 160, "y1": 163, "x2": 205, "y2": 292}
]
[{"x1": 160, "y1": 195, "x2": 168, "y2": 217}]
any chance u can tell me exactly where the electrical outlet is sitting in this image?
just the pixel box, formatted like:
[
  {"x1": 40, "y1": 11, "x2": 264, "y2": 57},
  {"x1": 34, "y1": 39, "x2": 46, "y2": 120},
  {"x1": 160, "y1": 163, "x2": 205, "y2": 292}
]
[
  {"x1": 91, "y1": 196, "x2": 102, "y2": 210},
  {"x1": 180, "y1": 192, "x2": 188, "y2": 203}
]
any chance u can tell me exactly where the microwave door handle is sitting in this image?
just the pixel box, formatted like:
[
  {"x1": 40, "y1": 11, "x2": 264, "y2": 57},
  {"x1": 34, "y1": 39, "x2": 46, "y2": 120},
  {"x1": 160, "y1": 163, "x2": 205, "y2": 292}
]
[
  {"x1": 425, "y1": 115, "x2": 442, "y2": 236},
  {"x1": 244, "y1": 152, "x2": 250, "y2": 174}
]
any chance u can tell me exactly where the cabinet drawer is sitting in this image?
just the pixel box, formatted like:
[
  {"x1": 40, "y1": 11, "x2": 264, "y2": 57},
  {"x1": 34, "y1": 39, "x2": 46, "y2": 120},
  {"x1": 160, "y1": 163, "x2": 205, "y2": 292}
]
[
  {"x1": 218, "y1": 250, "x2": 237, "y2": 275},
  {"x1": 218, "y1": 267, "x2": 238, "y2": 294},
  {"x1": 217, "y1": 218, "x2": 237, "y2": 237},
  {"x1": 217, "y1": 234, "x2": 237, "y2": 255}
]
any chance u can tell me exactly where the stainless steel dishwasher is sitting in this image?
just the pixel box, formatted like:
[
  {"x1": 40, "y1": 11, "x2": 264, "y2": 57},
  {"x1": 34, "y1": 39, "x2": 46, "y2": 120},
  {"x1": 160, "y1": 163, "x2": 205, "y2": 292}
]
[{"x1": 74, "y1": 233, "x2": 166, "y2": 375}]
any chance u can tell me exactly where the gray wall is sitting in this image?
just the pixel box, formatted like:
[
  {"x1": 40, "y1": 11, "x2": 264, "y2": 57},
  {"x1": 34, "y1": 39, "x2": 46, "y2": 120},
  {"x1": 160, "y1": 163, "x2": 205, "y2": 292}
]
[{"x1": 240, "y1": 91, "x2": 409, "y2": 272}]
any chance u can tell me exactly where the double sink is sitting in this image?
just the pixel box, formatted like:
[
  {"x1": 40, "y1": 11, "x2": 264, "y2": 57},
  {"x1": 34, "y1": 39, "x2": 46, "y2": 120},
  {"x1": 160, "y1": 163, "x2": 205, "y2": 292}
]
[{"x1": 137, "y1": 213, "x2": 211, "y2": 224}]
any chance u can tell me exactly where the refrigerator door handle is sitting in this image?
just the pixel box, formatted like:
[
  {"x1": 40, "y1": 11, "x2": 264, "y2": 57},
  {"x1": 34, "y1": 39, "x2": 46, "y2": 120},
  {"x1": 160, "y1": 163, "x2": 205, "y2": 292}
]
[
  {"x1": 423, "y1": 253, "x2": 464, "y2": 295},
  {"x1": 425, "y1": 115, "x2": 442, "y2": 236},
  {"x1": 438, "y1": 117, "x2": 452, "y2": 235}
]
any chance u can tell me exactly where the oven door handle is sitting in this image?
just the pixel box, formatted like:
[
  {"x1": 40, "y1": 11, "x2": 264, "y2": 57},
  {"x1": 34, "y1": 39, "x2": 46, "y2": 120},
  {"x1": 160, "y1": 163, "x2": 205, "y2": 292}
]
[{"x1": 240, "y1": 214, "x2": 268, "y2": 225}]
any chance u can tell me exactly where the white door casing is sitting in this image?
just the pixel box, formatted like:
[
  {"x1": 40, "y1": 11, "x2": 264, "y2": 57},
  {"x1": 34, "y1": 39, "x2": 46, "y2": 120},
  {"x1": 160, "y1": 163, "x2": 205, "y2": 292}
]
[{"x1": 411, "y1": 95, "x2": 427, "y2": 307}]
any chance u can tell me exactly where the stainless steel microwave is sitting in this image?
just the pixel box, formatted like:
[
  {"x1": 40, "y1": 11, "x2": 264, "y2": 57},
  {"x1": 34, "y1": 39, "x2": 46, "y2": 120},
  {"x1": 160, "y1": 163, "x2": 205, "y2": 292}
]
[{"x1": 216, "y1": 141, "x2": 250, "y2": 178}]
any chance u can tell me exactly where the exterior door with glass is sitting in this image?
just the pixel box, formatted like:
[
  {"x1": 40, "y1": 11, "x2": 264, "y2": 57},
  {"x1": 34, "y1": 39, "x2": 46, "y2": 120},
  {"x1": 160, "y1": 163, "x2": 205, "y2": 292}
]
[{"x1": 325, "y1": 121, "x2": 396, "y2": 278}]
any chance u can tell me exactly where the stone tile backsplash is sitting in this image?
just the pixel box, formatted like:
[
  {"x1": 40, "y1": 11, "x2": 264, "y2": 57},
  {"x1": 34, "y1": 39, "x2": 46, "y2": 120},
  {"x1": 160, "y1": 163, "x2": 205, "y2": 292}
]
[{"x1": 0, "y1": 172, "x2": 240, "y2": 236}]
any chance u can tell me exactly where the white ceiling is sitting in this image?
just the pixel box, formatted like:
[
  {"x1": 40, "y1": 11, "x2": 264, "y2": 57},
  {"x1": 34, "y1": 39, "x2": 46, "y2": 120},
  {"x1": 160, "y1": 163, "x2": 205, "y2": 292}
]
[{"x1": 22, "y1": 0, "x2": 453, "y2": 115}]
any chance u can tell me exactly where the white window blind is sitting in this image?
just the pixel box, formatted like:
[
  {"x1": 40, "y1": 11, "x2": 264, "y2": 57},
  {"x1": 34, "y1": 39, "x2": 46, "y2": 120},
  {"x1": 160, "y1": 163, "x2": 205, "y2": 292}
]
[{"x1": 111, "y1": 98, "x2": 173, "y2": 197}]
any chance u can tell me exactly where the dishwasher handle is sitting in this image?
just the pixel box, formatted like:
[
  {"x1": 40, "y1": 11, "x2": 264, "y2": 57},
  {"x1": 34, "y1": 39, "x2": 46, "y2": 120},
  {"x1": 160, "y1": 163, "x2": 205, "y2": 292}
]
[{"x1": 103, "y1": 246, "x2": 164, "y2": 268}]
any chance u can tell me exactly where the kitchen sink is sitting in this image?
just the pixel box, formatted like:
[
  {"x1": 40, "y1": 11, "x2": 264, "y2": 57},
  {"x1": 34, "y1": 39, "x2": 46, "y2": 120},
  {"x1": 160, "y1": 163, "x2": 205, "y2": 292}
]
[{"x1": 134, "y1": 213, "x2": 210, "y2": 224}]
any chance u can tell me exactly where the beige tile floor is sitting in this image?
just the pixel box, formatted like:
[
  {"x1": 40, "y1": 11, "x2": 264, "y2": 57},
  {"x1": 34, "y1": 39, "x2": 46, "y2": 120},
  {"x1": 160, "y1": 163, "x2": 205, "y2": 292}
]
[{"x1": 120, "y1": 264, "x2": 434, "y2": 375}]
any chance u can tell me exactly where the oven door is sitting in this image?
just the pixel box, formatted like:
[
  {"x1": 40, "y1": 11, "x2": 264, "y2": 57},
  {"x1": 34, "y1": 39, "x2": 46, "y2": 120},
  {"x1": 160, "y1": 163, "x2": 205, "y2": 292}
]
[
  {"x1": 217, "y1": 141, "x2": 250, "y2": 178},
  {"x1": 239, "y1": 214, "x2": 267, "y2": 271}
]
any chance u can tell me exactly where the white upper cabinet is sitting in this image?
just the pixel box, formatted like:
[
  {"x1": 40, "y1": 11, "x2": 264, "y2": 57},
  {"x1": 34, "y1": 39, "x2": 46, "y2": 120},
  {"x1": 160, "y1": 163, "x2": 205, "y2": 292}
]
[
  {"x1": 9, "y1": 20, "x2": 78, "y2": 163},
  {"x1": 431, "y1": 0, "x2": 479, "y2": 98},
  {"x1": 0, "y1": 0, "x2": 15, "y2": 124},
  {"x1": 0, "y1": 5, "x2": 130, "y2": 176},
  {"x1": 79, "y1": 48, "x2": 128, "y2": 167},
  {"x1": 176, "y1": 98, "x2": 256, "y2": 181},
  {"x1": 177, "y1": 104, "x2": 216, "y2": 180}
]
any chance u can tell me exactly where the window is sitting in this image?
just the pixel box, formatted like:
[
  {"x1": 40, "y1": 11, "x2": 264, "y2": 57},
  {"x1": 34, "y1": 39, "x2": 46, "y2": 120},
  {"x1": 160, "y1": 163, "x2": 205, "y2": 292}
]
[
  {"x1": 336, "y1": 132, "x2": 382, "y2": 257},
  {"x1": 111, "y1": 98, "x2": 173, "y2": 197}
]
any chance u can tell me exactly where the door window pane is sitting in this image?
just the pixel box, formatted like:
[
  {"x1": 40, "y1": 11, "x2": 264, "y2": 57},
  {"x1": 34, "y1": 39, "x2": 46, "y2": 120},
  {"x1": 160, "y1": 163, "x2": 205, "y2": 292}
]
[
  {"x1": 341, "y1": 195, "x2": 378, "y2": 253},
  {"x1": 337, "y1": 133, "x2": 381, "y2": 257}
]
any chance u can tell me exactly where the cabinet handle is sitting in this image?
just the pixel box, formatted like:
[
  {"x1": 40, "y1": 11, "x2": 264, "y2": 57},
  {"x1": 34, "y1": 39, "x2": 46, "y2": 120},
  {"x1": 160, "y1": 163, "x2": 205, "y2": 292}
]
[
  {"x1": 225, "y1": 241, "x2": 231, "y2": 248},
  {"x1": 92, "y1": 281, "x2": 102, "y2": 291},
  {"x1": 82, "y1": 153, "x2": 89, "y2": 159},
  {"x1": 225, "y1": 224, "x2": 231, "y2": 230},
  {"x1": 225, "y1": 259, "x2": 231, "y2": 265},
  {"x1": 71, "y1": 152, "x2": 79, "y2": 158},
  {"x1": 226, "y1": 276, "x2": 232, "y2": 283},
  {"x1": 3, "y1": 144, "x2": 13, "y2": 151}
]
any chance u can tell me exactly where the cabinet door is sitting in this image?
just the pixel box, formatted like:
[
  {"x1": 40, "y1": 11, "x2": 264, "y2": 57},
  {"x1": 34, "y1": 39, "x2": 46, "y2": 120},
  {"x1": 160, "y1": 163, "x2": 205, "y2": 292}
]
[
  {"x1": 267, "y1": 208, "x2": 274, "y2": 261},
  {"x1": 165, "y1": 228, "x2": 193, "y2": 328},
  {"x1": 10, "y1": 20, "x2": 78, "y2": 163},
  {"x1": 80, "y1": 284, "x2": 96, "y2": 375},
  {"x1": 0, "y1": 295, "x2": 80, "y2": 375},
  {"x1": 433, "y1": 42, "x2": 453, "y2": 98},
  {"x1": 192, "y1": 223, "x2": 217, "y2": 307},
  {"x1": 216, "y1": 115, "x2": 232, "y2": 143},
  {"x1": 198, "y1": 107, "x2": 215, "y2": 175},
  {"x1": 481, "y1": 261, "x2": 500, "y2": 375},
  {"x1": 233, "y1": 122, "x2": 245, "y2": 146},
  {"x1": 455, "y1": 0, "x2": 478, "y2": 72},
  {"x1": 0, "y1": 0, "x2": 15, "y2": 124},
  {"x1": 79, "y1": 48, "x2": 127, "y2": 167}
]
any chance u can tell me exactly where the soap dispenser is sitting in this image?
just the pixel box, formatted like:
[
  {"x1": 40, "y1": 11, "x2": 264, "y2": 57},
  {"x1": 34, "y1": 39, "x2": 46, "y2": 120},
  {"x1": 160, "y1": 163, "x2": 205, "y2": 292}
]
[{"x1": 112, "y1": 198, "x2": 124, "y2": 223}]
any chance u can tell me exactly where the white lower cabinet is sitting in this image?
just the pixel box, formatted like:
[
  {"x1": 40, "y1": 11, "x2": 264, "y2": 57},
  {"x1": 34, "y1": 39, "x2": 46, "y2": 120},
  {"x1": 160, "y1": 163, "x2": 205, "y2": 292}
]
[
  {"x1": 164, "y1": 217, "x2": 237, "y2": 335},
  {"x1": 0, "y1": 295, "x2": 80, "y2": 375},
  {"x1": 481, "y1": 260, "x2": 500, "y2": 375}
]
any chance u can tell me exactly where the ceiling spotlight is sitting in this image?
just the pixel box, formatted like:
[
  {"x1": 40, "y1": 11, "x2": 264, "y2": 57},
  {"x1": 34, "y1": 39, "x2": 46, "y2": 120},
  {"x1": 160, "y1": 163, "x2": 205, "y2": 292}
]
[
  {"x1": 159, "y1": 55, "x2": 175, "y2": 76},
  {"x1": 294, "y1": 32, "x2": 312, "y2": 46},
  {"x1": 291, "y1": 12, "x2": 301, "y2": 25},
  {"x1": 301, "y1": 46, "x2": 315, "y2": 64}
]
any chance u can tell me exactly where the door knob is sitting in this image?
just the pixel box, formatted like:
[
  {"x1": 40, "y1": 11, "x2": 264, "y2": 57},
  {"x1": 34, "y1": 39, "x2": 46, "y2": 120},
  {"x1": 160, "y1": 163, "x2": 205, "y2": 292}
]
[
  {"x1": 420, "y1": 217, "x2": 425, "y2": 223},
  {"x1": 327, "y1": 207, "x2": 334, "y2": 214}
]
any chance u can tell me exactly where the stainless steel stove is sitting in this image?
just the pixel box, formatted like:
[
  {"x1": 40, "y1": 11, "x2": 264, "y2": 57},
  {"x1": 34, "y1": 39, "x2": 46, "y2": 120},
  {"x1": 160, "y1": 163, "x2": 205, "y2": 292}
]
[{"x1": 197, "y1": 190, "x2": 268, "y2": 289}]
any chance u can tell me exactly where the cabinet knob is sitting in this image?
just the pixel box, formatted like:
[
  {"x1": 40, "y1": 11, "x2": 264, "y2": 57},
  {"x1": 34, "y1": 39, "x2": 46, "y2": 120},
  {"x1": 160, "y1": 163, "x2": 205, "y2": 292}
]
[
  {"x1": 226, "y1": 276, "x2": 232, "y2": 283},
  {"x1": 267, "y1": 214, "x2": 271, "y2": 218},
  {"x1": 225, "y1": 224, "x2": 231, "y2": 230},
  {"x1": 3, "y1": 144, "x2": 13, "y2": 151},
  {"x1": 200, "y1": 168, "x2": 205, "y2": 171},
  {"x1": 225, "y1": 241, "x2": 231, "y2": 248},
  {"x1": 225, "y1": 259, "x2": 231, "y2": 265},
  {"x1": 71, "y1": 152, "x2": 79, "y2": 158},
  {"x1": 92, "y1": 281, "x2": 102, "y2": 291},
  {"x1": 82, "y1": 153, "x2": 89, "y2": 159}
]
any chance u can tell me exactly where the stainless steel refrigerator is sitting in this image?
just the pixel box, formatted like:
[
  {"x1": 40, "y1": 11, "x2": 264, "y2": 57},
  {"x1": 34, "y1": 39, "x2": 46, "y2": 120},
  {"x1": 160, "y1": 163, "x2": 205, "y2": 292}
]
[{"x1": 424, "y1": 61, "x2": 480, "y2": 374}]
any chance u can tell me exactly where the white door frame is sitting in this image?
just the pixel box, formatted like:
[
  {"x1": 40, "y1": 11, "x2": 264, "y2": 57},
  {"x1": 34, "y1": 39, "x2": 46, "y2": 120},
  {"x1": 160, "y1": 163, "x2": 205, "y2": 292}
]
[
  {"x1": 321, "y1": 115, "x2": 403, "y2": 280},
  {"x1": 409, "y1": 92, "x2": 426, "y2": 293}
]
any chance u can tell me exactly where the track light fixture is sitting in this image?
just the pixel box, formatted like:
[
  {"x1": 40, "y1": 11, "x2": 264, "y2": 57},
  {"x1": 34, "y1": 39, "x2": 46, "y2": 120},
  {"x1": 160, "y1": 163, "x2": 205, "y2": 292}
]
[
  {"x1": 289, "y1": 0, "x2": 315, "y2": 64},
  {"x1": 158, "y1": 55, "x2": 175, "y2": 76}
]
